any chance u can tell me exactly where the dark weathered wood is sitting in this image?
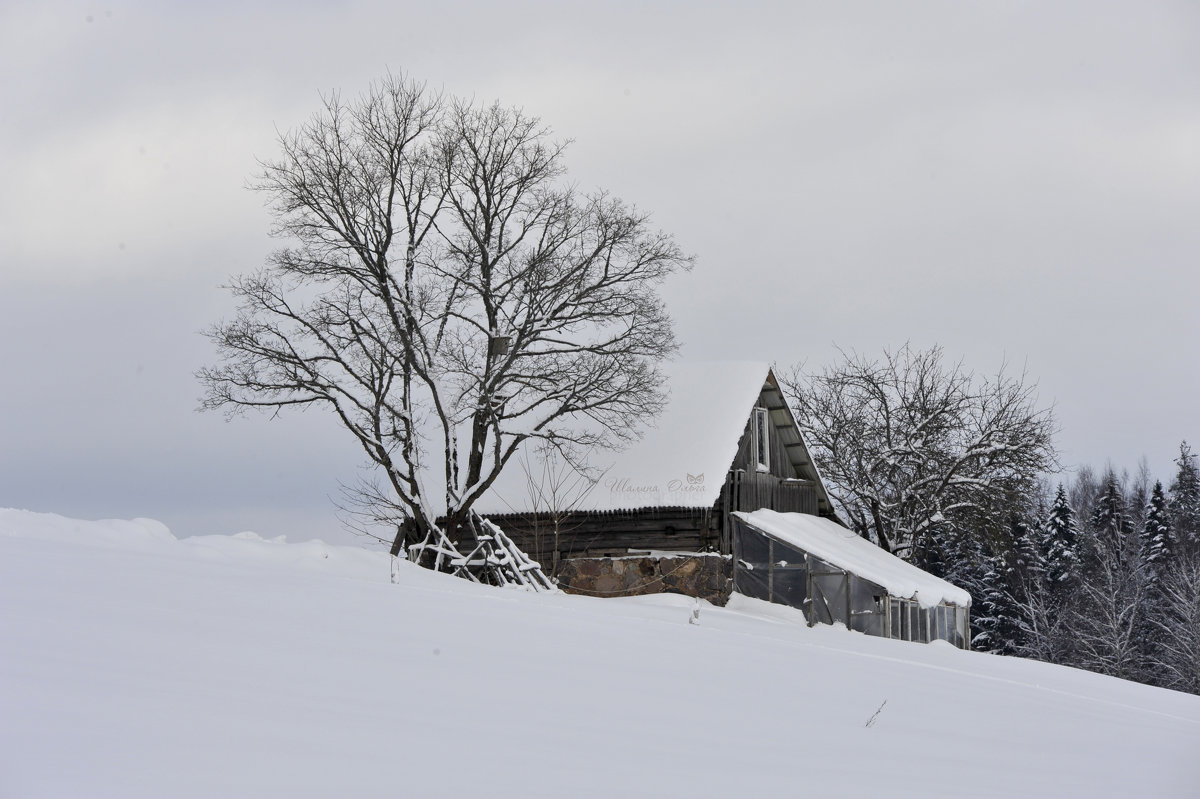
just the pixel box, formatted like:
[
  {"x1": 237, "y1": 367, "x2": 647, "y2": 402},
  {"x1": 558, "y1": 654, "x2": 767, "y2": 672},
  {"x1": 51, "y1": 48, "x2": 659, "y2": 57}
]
[
  {"x1": 726, "y1": 470, "x2": 818, "y2": 515},
  {"x1": 729, "y1": 406, "x2": 799, "y2": 479},
  {"x1": 483, "y1": 506, "x2": 718, "y2": 565},
  {"x1": 474, "y1": 387, "x2": 829, "y2": 567}
]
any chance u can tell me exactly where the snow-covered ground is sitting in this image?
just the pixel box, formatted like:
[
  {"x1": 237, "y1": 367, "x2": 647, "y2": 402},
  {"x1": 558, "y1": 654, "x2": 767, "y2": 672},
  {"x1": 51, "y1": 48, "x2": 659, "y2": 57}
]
[{"x1": 2, "y1": 509, "x2": 1198, "y2": 798}]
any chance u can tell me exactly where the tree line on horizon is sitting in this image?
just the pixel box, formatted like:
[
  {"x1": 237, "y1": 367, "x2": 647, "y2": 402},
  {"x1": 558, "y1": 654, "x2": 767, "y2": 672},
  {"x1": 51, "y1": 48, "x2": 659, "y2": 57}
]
[
  {"x1": 946, "y1": 443, "x2": 1200, "y2": 695},
  {"x1": 785, "y1": 346, "x2": 1198, "y2": 694}
]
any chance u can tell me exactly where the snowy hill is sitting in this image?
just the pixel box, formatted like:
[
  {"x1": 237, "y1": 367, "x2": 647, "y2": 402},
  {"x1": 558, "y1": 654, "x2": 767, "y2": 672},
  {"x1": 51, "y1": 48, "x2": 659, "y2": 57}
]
[{"x1": 2, "y1": 509, "x2": 1198, "y2": 798}]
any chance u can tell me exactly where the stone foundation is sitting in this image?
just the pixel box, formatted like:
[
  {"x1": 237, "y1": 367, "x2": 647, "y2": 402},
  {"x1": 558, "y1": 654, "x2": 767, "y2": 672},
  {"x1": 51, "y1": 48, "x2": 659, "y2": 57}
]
[{"x1": 556, "y1": 553, "x2": 732, "y2": 605}]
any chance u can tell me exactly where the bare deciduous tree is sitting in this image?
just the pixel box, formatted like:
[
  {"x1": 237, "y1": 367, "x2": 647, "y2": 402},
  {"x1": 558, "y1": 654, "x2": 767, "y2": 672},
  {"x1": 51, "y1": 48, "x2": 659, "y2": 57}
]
[
  {"x1": 782, "y1": 345, "x2": 1057, "y2": 562},
  {"x1": 513, "y1": 448, "x2": 600, "y2": 576},
  {"x1": 1010, "y1": 573, "x2": 1073, "y2": 663},
  {"x1": 1147, "y1": 554, "x2": 1200, "y2": 694},
  {"x1": 1068, "y1": 551, "x2": 1148, "y2": 680},
  {"x1": 199, "y1": 73, "x2": 691, "y2": 572}
]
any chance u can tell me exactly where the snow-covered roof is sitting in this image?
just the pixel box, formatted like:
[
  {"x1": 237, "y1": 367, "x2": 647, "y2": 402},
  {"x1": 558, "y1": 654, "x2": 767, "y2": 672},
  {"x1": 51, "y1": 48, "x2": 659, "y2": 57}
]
[
  {"x1": 474, "y1": 361, "x2": 833, "y2": 515},
  {"x1": 735, "y1": 509, "x2": 972, "y2": 608}
]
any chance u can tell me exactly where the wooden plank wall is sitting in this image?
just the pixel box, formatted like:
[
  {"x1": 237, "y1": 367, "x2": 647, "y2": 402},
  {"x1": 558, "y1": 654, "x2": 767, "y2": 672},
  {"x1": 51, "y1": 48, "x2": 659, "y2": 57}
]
[
  {"x1": 730, "y1": 405, "x2": 798, "y2": 479},
  {"x1": 483, "y1": 507, "x2": 719, "y2": 568},
  {"x1": 727, "y1": 471, "x2": 819, "y2": 515}
]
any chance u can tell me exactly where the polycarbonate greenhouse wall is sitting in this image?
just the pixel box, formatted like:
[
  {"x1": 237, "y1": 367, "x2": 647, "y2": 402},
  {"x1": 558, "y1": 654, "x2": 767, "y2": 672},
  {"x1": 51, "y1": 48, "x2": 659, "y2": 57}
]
[{"x1": 730, "y1": 515, "x2": 970, "y2": 648}]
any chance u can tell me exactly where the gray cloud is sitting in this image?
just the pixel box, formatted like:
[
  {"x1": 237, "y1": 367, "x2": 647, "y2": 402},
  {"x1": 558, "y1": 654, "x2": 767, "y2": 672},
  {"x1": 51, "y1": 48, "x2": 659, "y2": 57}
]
[{"x1": 2, "y1": 1, "x2": 1196, "y2": 542}]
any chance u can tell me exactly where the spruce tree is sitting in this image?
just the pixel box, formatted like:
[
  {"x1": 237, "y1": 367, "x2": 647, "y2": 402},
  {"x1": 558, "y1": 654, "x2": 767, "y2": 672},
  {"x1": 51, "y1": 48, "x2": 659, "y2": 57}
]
[
  {"x1": 935, "y1": 526, "x2": 992, "y2": 645},
  {"x1": 1074, "y1": 471, "x2": 1155, "y2": 682},
  {"x1": 1136, "y1": 480, "x2": 1173, "y2": 683},
  {"x1": 1167, "y1": 441, "x2": 1200, "y2": 556},
  {"x1": 1088, "y1": 471, "x2": 1130, "y2": 569},
  {"x1": 1068, "y1": 466, "x2": 1101, "y2": 537},
  {"x1": 997, "y1": 515, "x2": 1035, "y2": 654},
  {"x1": 974, "y1": 545, "x2": 1016, "y2": 654},
  {"x1": 1042, "y1": 484, "x2": 1080, "y2": 595},
  {"x1": 1126, "y1": 462, "x2": 1152, "y2": 539},
  {"x1": 1141, "y1": 481, "x2": 1173, "y2": 586},
  {"x1": 970, "y1": 514, "x2": 1036, "y2": 657},
  {"x1": 1013, "y1": 510, "x2": 1047, "y2": 585},
  {"x1": 1008, "y1": 501, "x2": 1063, "y2": 663}
]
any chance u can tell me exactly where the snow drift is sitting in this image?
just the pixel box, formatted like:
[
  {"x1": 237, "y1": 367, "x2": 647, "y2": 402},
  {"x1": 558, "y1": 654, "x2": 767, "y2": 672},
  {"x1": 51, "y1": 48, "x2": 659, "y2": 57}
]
[{"x1": 2, "y1": 508, "x2": 1198, "y2": 798}]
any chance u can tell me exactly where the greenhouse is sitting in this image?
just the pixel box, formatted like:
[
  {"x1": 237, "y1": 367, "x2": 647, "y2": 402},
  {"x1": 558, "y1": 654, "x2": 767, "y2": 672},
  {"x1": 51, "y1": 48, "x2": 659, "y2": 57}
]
[{"x1": 731, "y1": 509, "x2": 972, "y2": 648}]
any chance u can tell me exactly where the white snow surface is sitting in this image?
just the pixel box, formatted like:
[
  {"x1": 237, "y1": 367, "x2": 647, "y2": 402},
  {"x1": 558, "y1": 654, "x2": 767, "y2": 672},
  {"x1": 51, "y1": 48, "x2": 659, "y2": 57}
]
[
  {"x1": 3, "y1": 507, "x2": 1199, "y2": 798},
  {"x1": 474, "y1": 361, "x2": 770, "y2": 514},
  {"x1": 738, "y1": 509, "x2": 973, "y2": 608}
]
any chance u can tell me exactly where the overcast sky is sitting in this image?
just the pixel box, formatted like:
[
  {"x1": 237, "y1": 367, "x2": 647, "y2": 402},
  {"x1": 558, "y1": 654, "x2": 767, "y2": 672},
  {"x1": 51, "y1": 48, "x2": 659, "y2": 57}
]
[{"x1": 2, "y1": 1, "x2": 1197, "y2": 545}]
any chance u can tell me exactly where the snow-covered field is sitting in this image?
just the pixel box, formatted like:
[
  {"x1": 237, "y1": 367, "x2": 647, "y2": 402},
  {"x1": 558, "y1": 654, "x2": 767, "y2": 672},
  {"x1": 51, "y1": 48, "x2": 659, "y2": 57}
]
[{"x1": 2, "y1": 509, "x2": 1198, "y2": 798}]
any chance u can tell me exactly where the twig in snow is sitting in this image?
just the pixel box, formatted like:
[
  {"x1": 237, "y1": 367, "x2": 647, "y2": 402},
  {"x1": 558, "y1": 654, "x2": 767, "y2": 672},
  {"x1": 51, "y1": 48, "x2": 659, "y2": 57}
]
[{"x1": 865, "y1": 699, "x2": 888, "y2": 728}]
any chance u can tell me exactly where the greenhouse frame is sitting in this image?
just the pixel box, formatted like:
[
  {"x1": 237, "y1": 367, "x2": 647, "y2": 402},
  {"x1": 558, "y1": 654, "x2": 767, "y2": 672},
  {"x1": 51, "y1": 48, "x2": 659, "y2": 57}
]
[{"x1": 731, "y1": 510, "x2": 972, "y2": 648}]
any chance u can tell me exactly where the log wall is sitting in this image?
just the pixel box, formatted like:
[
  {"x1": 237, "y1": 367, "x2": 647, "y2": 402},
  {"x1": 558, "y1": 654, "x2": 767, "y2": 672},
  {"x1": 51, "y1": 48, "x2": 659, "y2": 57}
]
[{"x1": 484, "y1": 506, "x2": 719, "y2": 573}]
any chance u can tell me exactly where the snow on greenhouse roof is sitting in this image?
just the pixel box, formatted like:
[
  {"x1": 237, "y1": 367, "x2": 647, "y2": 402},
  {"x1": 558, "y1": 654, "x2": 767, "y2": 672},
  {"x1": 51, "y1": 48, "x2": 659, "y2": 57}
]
[
  {"x1": 735, "y1": 509, "x2": 972, "y2": 608},
  {"x1": 474, "y1": 361, "x2": 773, "y2": 515}
]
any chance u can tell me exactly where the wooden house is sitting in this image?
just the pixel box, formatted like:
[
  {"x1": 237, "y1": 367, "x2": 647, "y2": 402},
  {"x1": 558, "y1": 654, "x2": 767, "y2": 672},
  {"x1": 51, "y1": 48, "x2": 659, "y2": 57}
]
[
  {"x1": 473, "y1": 361, "x2": 971, "y2": 644},
  {"x1": 473, "y1": 362, "x2": 840, "y2": 569}
]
